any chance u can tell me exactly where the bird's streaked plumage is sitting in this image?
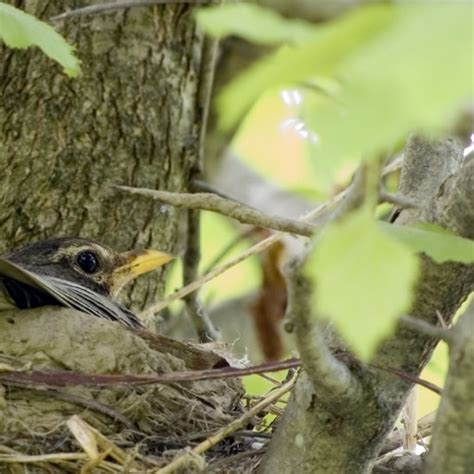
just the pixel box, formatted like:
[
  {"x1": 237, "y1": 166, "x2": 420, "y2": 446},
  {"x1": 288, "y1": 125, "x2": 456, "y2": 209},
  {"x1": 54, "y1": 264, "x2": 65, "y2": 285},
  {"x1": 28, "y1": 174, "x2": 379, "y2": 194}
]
[{"x1": 0, "y1": 238, "x2": 173, "y2": 328}]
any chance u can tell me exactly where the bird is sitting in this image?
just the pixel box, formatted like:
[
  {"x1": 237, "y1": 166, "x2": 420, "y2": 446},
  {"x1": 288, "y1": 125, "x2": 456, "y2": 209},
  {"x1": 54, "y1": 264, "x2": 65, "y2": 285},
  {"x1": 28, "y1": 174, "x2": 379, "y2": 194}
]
[{"x1": 0, "y1": 238, "x2": 173, "y2": 328}]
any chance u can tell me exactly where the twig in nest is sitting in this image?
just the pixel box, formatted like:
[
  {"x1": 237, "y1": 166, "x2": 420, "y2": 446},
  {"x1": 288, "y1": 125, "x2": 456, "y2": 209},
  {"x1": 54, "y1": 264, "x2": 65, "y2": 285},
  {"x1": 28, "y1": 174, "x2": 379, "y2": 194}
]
[
  {"x1": 0, "y1": 358, "x2": 302, "y2": 387},
  {"x1": 0, "y1": 452, "x2": 89, "y2": 463},
  {"x1": 1, "y1": 357, "x2": 442, "y2": 395},
  {"x1": 67, "y1": 415, "x2": 131, "y2": 466},
  {"x1": 207, "y1": 448, "x2": 266, "y2": 471},
  {"x1": 4, "y1": 383, "x2": 135, "y2": 429},
  {"x1": 399, "y1": 315, "x2": 453, "y2": 344},
  {"x1": 154, "y1": 375, "x2": 297, "y2": 474},
  {"x1": 114, "y1": 186, "x2": 317, "y2": 237},
  {"x1": 183, "y1": 209, "x2": 220, "y2": 342},
  {"x1": 50, "y1": 0, "x2": 215, "y2": 21}
]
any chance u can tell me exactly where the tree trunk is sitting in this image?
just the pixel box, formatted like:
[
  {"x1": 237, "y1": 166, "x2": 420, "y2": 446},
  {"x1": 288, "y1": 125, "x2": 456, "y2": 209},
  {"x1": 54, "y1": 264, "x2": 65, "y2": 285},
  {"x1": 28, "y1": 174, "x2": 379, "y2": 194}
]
[{"x1": 0, "y1": 0, "x2": 215, "y2": 308}]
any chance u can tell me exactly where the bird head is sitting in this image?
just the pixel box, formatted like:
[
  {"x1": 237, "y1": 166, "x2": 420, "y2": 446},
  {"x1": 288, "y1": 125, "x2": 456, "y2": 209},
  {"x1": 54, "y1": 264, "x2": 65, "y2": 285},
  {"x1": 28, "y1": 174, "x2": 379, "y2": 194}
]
[{"x1": 6, "y1": 238, "x2": 174, "y2": 298}]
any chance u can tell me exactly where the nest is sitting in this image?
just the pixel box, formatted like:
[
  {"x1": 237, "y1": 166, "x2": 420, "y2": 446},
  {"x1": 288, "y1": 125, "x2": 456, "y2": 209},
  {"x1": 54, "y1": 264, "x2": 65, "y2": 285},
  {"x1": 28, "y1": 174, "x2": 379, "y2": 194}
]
[{"x1": 0, "y1": 308, "x2": 278, "y2": 473}]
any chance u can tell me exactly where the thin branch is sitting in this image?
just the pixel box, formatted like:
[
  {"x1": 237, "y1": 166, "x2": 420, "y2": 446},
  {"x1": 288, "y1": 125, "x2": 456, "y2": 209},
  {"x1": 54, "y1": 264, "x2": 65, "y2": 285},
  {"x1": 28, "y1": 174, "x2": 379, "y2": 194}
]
[
  {"x1": 114, "y1": 186, "x2": 317, "y2": 237},
  {"x1": 399, "y1": 315, "x2": 453, "y2": 344},
  {"x1": 371, "y1": 365, "x2": 443, "y2": 395},
  {"x1": 436, "y1": 310, "x2": 449, "y2": 329},
  {"x1": 0, "y1": 358, "x2": 302, "y2": 387},
  {"x1": 154, "y1": 375, "x2": 297, "y2": 474},
  {"x1": 50, "y1": 0, "x2": 215, "y2": 21},
  {"x1": 138, "y1": 157, "x2": 400, "y2": 319},
  {"x1": 140, "y1": 190, "x2": 346, "y2": 318},
  {"x1": 0, "y1": 357, "x2": 441, "y2": 395},
  {"x1": 382, "y1": 154, "x2": 404, "y2": 176},
  {"x1": 141, "y1": 231, "x2": 283, "y2": 318},
  {"x1": 379, "y1": 190, "x2": 421, "y2": 209},
  {"x1": 183, "y1": 210, "x2": 220, "y2": 342}
]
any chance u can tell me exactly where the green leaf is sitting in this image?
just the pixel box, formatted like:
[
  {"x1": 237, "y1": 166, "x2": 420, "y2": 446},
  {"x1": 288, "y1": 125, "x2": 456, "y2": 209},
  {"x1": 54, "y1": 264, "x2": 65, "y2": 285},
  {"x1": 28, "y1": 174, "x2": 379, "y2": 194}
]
[
  {"x1": 216, "y1": 4, "x2": 394, "y2": 130},
  {"x1": 379, "y1": 222, "x2": 474, "y2": 264},
  {"x1": 306, "y1": 3, "x2": 473, "y2": 180},
  {"x1": 305, "y1": 208, "x2": 419, "y2": 360},
  {"x1": 0, "y1": 2, "x2": 80, "y2": 77},
  {"x1": 195, "y1": 3, "x2": 315, "y2": 45}
]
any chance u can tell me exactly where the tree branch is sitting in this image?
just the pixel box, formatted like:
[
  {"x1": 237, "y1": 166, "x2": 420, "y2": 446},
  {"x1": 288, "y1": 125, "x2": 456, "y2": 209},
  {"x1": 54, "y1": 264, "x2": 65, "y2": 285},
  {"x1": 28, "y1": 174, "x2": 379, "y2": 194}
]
[
  {"x1": 426, "y1": 304, "x2": 474, "y2": 473},
  {"x1": 379, "y1": 190, "x2": 421, "y2": 210},
  {"x1": 113, "y1": 186, "x2": 317, "y2": 237},
  {"x1": 399, "y1": 315, "x2": 453, "y2": 344},
  {"x1": 260, "y1": 136, "x2": 474, "y2": 474},
  {"x1": 139, "y1": 186, "x2": 347, "y2": 317},
  {"x1": 285, "y1": 258, "x2": 360, "y2": 401}
]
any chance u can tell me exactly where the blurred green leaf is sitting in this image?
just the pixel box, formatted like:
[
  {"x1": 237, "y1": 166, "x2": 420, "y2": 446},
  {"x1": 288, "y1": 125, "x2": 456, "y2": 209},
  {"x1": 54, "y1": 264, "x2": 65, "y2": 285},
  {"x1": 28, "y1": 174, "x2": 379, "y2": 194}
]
[
  {"x1": 0, "y1": 2, "x2": 80, "y2": 77},
  {"x1": 195, "y1": 3, "x2": 315, "y2": 45},
  {"x1": 305, "y1": 208, "x2": 419, "y2": 360},
  {"x1": 306, "y1": 3, "x2": 473, "y2": 180},
  {"x1": 217, "y1": 4, "x2": 394, "y2": 130},
  {"x1": 380, "y1": 222, "x2": 474, "y2": 264}
]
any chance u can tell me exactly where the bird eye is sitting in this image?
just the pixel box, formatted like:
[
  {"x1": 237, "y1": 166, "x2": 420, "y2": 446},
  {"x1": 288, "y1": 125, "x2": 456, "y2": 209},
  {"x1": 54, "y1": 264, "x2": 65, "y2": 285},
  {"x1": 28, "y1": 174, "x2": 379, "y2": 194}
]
[{"x1": 76, "y1": 251, "x2": 99, "y2": 274}]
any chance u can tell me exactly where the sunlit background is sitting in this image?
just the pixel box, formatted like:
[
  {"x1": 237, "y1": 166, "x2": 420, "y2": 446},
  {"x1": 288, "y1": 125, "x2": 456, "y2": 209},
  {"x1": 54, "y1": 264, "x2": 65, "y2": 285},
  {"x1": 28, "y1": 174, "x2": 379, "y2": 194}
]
[{"x1": 163, "y1": 88, "x2": 474, "y2": 420}]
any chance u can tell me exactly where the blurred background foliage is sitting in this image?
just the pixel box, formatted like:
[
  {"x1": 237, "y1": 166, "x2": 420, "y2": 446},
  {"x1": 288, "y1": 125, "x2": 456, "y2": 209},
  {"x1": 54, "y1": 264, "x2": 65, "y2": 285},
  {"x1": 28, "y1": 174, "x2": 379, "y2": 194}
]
[{"x1": 187, "y1": 1, "x2": 471, "y2": 417}]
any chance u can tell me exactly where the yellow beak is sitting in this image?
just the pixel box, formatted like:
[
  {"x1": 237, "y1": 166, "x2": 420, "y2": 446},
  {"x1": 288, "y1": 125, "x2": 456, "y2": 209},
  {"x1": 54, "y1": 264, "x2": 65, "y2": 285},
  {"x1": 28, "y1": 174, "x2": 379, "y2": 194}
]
[{"x1": 111, "y1": 249, "x2": 174, "y2": 296}]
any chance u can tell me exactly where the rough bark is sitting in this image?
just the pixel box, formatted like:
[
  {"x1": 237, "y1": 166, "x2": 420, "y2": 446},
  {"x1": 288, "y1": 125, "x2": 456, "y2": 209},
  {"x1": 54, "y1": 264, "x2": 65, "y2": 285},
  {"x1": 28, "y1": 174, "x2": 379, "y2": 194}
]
[
  {"x1": 0, "y1": 0, "x2": 215, "y2": 308},
  {"x1": 260, "y1": 137, "x2": 474, "y2": 473},
  {"x1": 426, "y1": 303, "x2": 474, "y2": 474}
]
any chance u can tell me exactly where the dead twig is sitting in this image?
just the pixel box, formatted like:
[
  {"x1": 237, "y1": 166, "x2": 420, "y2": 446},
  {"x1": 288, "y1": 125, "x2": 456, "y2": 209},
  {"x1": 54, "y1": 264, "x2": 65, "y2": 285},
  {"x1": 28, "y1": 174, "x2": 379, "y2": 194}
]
[
  {"x1": 0, "y1": 358, "x2": 302, "y2": 387},
  {"x1": 139, "y1": 190, "x2": 345, "y2": 318},
  {"x1": 114, "y1": 186, "x2": 317, "y2": 237}
]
